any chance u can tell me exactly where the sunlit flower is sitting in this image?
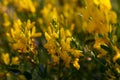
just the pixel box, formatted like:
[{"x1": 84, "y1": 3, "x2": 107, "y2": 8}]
[
  {"x1": 94, "y1": 36, "x2": 109, "y2": 58},
  {"x1": 40, "y1": 4, "x2": 59, "y2": 32},
  {"x1": 11, "y1": 56, "x2": 19, "y2": 65},
  {"x1": 41, "y1": 4, "x2": 58, "y2": 21},
  {"x1": 0, "y1": 0, "x2": 119, "y2": 77},
  {"x1": 94, "y1": 0, "x2": 112, "y2": 10},
  {"x1": 1, "y1": 53, "x2": 10, "y2": 65},
  {"x1": 78, "y1": 0, "x2": 116, "y2": 34},
  {"x1": 2, "y1": 0, "x2": 12, "y2": 6},
  {"x1": 44, "y1": 20, "x2": 83, "y2": 69},
  {"x1": 3, "y1": 13, "x2": 11, "y2": 28},
  {"x1": 51, "y1": 54, "x2": 60, "y2": 65},
  {"x1": 13, "y1": 0, "x2": 36, "y2": 13},
  {"x1": 73, "y1": 58, "x2": 80, "y2": 70},
  {"x1": 113, "y1": 46, "x2": 120, "y2": 62},
  {"x1": 7, "y1": 19, "x2": 41, "y2": 53}
]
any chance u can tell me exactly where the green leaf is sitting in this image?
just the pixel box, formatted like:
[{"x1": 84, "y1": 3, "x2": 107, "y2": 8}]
[{"x1": 100, "y1": 45, "x2": 111, "y2": 52}]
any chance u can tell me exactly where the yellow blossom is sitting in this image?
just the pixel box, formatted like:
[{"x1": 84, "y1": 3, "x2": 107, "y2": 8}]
[
  {"x1": 73, "y1": 58, "x2": 80, "y2": 70},
  {"x1": 71, "y1": 49, "x2": 83, "y2": 58},
  {"x1": 78, "y1": 0, "x2": 108, "y2": 34},
  {"x1": 93, "y1": 0, "x2": 112, "y2": 10},
  {"x1": 11, "y1": 56, "x2": 19, "y2": 65},
  {"x1": 13, "y1": 0, "x2": 36, "y2": 13},
  {"x1": 40, "y1": 4, "x2": 59, "y2": 32},
  {"x1": 94, "y1": 36, "x2": 109, "y2": 58},
  {"x1": 63, "y1": 3, "x2": 74, "y2": 19},
  {"x1": 51, "y1": 55, "x2": 59, "y2": 65},
  {"x1": 113, "y1": 46, "x2": 120, "y2": 62},
  {"x1": 41, "y1": 3, "x2": 52, "y2": 19},
  {"x1": 94, "y1": 37, "x2": 108, "y2": 49},
  {"x1": 60, "y1": 51, "x2": 72, "y2": 68},
  {"x1": 107, "y1": 11, "x2": 117, "y2": 24},
  {"x1": 44, "y1": 20, "x2": 83, "y2": 69},
  {"x1": 2, "y1": 0, "x2": 12, "y2": 6},
  {"x1": 1, "y1": 53, "x2": 10, "y2": 65},
  {"x1": 44, "y1": 39, "x2": 57, "y2": 54},
  {"x1": 7, "y1": 19, "x2": 41, "y2": 53},
  {"x1": 41, "y1": 4, "x2": 58, "y2": 21},
  {"x1": 77, "y1": 0, "x2": 116, "y2": 34},
  {"x1": 3, "y1": 13, "x2": 11, "y2": 28}
]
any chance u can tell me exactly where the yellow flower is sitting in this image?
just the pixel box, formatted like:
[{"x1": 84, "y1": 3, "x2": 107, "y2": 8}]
[
  {"x1": 44, "y1": 39, "x2": 57, "y2": 54},
  {"x1": 44, "y1": 20, "x2": 83, "y2": 69},
  {"x1": 13, "y1": 0, "x2": 36, "y2": 13},
  {"x1": 60, "y1": 28, "x2": 71, "y2": 51},
  {"x1": 3, "y1": 13, "x2": 11, "y2": 28},
  {"x1": 113, "y1": 46, "x2": 120, "y2": 62},
  {"x1": 107, "y1": 11, "x2": 117, "y2": 24},
  {"x1": 41, "y1": 3, "x2": 52, "y2": 19},
  {"x1": 51, "y1": 55, "x2": 59, "y2": 65},
  {"x1": 94, "y1": 36, "x2": 109, "y2": 58},
  {"x1": 63, "y1": 3, "x2": 74, "y2": 19},
  {"x1": 2, "y1": 0, "x2": 12, "y2": 6},
  {"x1": 60, "y1": 51, "x2": 72, "y2": 68},
  {"x1": 93, "y1": 0, "x2": 112, "y2": 10},
  {"x1": 73, "y1": 58, "x2": 80, "y2": 70},
  {"x1": 1, "y1": 53, "x2": 10, "y2": 65},
  {"x1": 94, "y1": 37, "x2": 108, "y2": 49},
  {"x1": 41, "y1": 4, "x2": 58, "y2": 21},
  {"x1": 40, "y1": 4, "x2": 59, "y2": 32},
  {"x1": 78, "y1": 0, "x2": 108, "y2": 34},
  {"x1": 7, "y1": 19, "x2": 41, "y2": 53},
  {"x1": 11, "y1": 56, "x2": 19, "y2": 65},
  {"x1": 71, "y1": 49, "x2": 83, "y2": 58},
  {"x1": 78, "y1": 0, "x2": 116, "y2": 34}
]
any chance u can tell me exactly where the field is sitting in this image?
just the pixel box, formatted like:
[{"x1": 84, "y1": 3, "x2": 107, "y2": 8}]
[{"x1": 0, "y1": 0, "x2": 120, "y2": 80}]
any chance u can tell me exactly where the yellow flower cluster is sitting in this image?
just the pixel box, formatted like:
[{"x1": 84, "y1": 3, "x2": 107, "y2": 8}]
[
  {"x1": 44, "y1": 20, "x2": 83, "y2": 69},
  {"x1": 0, "y1": 0, "x2": 119, "y2": 72},
  {"x1": 94, "y1": 36, "x2": 109, "y2": 58},
  {"x1": 38, "y1": 0, "x2": 117, "y2": 35},
  {"x1": 1, "y1": 53, "x2": 20, "y2": 65},
  {"x1": 79, "y1": 0, "x2": 117, "y2": 34},
  {"x1": 1, "y1": 53, "x2": 10, "y2": 65},
  {"x1": 13, "y1": 0, "x2": 36, "y2": 13},
  {"x1": 113, "y1": 46, "x2": 120, "y2": 62},
  {"x1": 94, "y1": 0, "x2": 112, "y2": 10},
  {"x1": 6, "y1": 19, "x2": 41, "y2": 53}
]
